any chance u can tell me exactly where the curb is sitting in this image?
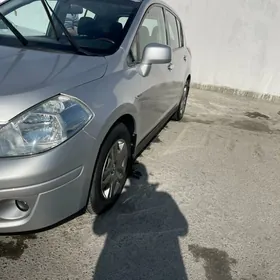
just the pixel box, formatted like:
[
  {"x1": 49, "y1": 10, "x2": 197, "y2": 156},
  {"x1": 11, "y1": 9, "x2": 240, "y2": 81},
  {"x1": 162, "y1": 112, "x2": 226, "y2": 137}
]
[{"x1": 191, "y1": 83, "x2": 280, "y2": 104}]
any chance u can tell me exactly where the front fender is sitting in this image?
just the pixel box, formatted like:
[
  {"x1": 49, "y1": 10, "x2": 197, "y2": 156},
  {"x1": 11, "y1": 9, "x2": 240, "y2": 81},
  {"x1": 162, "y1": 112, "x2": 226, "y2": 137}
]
[
  {"x1": 66, "y1": 68, "x2": 140, "y2": 160},
  {"x1": 93, "y1": 103, "x2": 138, "y2": 149}
]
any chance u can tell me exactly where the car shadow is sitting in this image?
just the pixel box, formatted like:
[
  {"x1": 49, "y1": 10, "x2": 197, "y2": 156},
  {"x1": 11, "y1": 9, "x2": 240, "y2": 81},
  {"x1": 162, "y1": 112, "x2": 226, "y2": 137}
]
[{"x1": 92, "y1": 162, "x2": 189, "y2": 280}]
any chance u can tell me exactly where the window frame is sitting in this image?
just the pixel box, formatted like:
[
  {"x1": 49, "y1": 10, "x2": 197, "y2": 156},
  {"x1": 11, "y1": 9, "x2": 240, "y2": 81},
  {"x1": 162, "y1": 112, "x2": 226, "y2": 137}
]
[
  {"x1": 176, "y1": 17, "x2": 184, "y2": 48},
  {"x1": 127, "y1": 3, "x2": 167, "y2": 67},
  {"x1": 164, "y1": 8, "x2": 181, "y2": 51}
]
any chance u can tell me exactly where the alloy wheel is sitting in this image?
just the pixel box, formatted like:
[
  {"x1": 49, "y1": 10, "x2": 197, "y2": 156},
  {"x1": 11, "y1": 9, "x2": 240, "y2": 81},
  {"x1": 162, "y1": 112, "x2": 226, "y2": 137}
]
[{"x1": 101, "y1": 139, "x2": 128, "y2": 199}]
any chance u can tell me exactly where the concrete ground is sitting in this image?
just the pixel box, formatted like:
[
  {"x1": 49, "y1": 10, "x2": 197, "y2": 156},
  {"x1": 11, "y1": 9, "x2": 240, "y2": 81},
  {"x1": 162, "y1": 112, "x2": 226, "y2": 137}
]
[{"x1": 1, "y1": 89, "x2": 280, "y2": 280}]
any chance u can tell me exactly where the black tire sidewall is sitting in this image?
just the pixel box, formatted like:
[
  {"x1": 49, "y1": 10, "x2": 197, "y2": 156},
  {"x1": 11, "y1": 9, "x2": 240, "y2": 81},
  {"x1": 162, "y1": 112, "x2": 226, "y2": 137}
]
[
  {"x1": 173, "y1": 80, "x2": 190, "y2": 121},
  {"x1": 88, "y1": 123, "x2": 132, "y2": 214}
]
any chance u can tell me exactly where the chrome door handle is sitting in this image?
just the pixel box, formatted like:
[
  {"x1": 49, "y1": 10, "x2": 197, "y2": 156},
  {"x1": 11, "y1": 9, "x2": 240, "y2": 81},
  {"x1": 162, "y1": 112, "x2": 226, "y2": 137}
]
[{"x1": 168, "y1": 63, "x2": 174, "y2": 71}]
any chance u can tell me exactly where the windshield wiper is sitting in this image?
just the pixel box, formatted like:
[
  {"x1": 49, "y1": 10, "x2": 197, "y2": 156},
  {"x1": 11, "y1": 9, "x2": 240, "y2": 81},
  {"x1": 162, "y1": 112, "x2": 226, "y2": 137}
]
[
  {"x1": 40, "y1": 0, "x2": 59, "y2": 41},
  {"x1": 42, "y1": 0, "x2": 91, "y2": 56},
  {"x1": 0, "y1": 12, "x2": 28, "y2": 46}
]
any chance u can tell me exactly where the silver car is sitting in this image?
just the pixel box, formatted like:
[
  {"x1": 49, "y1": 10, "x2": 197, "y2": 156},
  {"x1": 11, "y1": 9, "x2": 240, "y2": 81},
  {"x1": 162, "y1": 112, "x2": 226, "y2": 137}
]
[{"x1": 0, "y1": 0, "x2": 191, "y2": 233}]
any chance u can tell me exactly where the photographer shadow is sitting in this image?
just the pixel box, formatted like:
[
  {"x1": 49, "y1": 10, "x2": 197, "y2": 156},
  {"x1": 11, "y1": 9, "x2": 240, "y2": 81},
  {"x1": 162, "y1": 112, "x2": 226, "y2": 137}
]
[{"x1": 93, "y1": 162, "x2": 189, "y2": 280}]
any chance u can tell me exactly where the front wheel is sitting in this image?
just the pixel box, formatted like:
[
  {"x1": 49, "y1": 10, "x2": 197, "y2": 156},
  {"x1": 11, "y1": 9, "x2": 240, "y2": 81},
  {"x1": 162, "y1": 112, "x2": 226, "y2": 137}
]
[
  {"x1": 87, "y1": 123, "x2": 131, "y2": 214},
  {"x1": 172, "y1": 80, "x2": 190, "y2": 121}
]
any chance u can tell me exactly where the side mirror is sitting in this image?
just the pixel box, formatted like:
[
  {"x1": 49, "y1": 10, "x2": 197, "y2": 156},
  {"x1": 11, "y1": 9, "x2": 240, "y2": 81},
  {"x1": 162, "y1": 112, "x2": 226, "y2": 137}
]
[
  {"x1": 69, "y1": 5, "x2": 83, "y2": 15},
  {"x1": 139, "y1": 43, "x2": 171, "y2": 77}
]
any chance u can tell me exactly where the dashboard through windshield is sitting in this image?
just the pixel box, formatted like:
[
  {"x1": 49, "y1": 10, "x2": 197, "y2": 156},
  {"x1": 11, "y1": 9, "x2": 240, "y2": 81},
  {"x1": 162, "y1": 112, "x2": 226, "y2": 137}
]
[{"x1": 0, "y1": 0, "x2": 141, "y2": 55}]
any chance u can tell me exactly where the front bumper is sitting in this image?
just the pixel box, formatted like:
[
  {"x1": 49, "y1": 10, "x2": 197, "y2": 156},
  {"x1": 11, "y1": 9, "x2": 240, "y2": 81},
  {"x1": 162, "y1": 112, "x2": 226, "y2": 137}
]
[{"x1": 0, "y1": 130, "x2": 97, "y2": 233}]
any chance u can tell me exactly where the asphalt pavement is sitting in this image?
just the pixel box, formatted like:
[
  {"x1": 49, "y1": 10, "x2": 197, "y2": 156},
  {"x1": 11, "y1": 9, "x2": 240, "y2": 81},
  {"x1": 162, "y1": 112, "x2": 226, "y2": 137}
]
[{"x1": 1, "y1": 89, "x2": 280, "y2": 280}]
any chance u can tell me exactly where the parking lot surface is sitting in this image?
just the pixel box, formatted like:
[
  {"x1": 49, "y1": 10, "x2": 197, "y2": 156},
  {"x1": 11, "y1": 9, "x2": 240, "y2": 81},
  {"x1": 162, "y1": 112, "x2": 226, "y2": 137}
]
[{"x1": 1, "y1": 89, "x2": 280, "y2": 280}]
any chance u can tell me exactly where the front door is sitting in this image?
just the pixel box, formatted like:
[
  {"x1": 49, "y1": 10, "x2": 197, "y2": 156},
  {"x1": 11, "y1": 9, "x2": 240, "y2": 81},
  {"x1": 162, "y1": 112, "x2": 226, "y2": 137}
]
[{"x1": 131, "y1": 6, "x2": 172, "y2": 141}]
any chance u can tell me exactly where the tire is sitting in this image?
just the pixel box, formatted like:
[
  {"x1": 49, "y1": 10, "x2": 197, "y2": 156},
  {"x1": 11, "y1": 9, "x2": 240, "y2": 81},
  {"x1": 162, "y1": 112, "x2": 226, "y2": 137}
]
[
  {"x1": 87, "y1": 123, "x2": 132, "y2": 215},
  {"x1": 172, "y1": 79, "x2": 190, "y2": 121}
]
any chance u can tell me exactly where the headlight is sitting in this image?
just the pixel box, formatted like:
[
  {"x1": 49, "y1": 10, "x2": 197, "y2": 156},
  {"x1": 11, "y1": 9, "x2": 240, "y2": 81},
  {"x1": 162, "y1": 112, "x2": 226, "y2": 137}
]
[{"x1": 0, "y1": 95, "x2": 93, "y2": 157}]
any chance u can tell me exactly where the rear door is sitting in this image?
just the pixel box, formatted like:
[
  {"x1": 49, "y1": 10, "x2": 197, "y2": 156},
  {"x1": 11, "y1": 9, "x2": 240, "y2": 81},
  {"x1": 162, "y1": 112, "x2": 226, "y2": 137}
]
[{"x1": 165, "y1": 10, "x2": 187, "y2": 106}]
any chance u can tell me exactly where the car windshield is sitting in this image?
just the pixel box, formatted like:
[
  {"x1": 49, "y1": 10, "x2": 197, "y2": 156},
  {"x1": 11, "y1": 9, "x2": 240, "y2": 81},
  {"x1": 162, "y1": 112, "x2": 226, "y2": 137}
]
[{"x1": 0, "y1": 0, "x2": 141, "y2": 55}]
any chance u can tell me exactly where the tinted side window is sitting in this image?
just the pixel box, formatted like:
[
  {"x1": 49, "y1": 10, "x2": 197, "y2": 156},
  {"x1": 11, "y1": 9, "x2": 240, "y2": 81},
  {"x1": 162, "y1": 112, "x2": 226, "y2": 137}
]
[
  {"x1": 136, "y1": 6, "x2": 167, "y2": 61},
  {"x1": 176, "y1": 18, "x2": 184, "y2": 47},
  {"x1": 166, "y1": 10, "x2": 180, "y2": 49}
]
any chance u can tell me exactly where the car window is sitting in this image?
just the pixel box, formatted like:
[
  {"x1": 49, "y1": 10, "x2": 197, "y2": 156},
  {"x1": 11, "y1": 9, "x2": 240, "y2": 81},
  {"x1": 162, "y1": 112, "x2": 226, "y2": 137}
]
[
  {"x1": 165, "y1": 10, "x2": 180, "y2": 49},
  {"x1": 4, "y1": 1, "x2": 57, "y2": 36},
  {"x1": 0, "y1": 0, "x2": 141, "y2": 55},
  {"x1": 132, "y1": 6, "x2": 166, "y2": 62},
  {"x1": 176, "y1": 18, "x2": 184, "y2": 47},
  {"x1": 6, "y1": 3, "x2": 95, "y2": 37}
]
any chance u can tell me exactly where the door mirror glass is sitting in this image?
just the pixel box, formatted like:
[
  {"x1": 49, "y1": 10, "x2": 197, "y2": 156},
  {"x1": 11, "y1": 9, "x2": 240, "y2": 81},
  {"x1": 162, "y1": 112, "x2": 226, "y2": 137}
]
[{"x1": 139, "y1": 43, "x2": 171, "y2": 77}]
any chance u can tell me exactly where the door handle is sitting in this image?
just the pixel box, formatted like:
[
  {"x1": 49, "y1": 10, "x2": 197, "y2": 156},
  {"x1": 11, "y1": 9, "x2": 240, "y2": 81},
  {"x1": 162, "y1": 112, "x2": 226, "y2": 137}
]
[
  {"x1": 168, "y1": 63, "x2": 174, "y2": 71},
  {"x1": 183, "y1": 55, "x2": 187, "y2": 61}
]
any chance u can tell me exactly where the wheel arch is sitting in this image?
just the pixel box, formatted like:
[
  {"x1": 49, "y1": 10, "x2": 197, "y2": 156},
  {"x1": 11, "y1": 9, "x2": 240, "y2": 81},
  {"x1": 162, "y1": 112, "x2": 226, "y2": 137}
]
[
  {"x1": 104, "y1": 114, "x2": 137, "y2": 156},
  {"x1": 94, "y1": 103, "x2": 138, "y2": 159}
]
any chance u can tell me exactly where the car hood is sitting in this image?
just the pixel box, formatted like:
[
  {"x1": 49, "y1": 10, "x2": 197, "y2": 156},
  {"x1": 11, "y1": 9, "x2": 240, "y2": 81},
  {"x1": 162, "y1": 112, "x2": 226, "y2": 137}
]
[{"x1": 0, "y1": 45, "x2": 107, "y2": 122}]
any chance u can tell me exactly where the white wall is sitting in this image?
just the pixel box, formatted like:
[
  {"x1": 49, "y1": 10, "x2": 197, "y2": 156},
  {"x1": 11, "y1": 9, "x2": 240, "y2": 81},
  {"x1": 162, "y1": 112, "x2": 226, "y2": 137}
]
[{"x1": 167, "y1": 0, "x2": 280, "y2": 95}]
